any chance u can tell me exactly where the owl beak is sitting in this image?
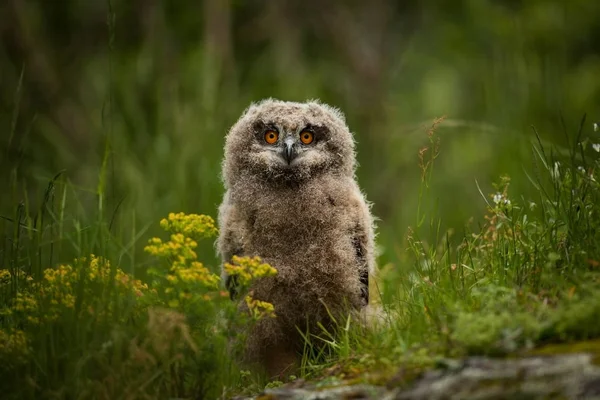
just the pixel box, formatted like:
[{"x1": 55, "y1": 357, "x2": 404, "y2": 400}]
[{"x1": 283, "y1": 138, "x2": 298, "y2": 165}]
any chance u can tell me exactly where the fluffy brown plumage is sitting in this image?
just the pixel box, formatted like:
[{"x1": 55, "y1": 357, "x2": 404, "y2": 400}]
[{"x1": 217, "y1": 99, "x2": 375, "y2": 377}]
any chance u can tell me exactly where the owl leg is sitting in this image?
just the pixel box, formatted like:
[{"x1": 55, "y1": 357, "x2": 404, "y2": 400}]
[
  {"x1": 246, "y1": 319, "x2": 299, "y2": 379},
  {"x1": 264, "y1": 342, "x2": 298, "y2": 380}
]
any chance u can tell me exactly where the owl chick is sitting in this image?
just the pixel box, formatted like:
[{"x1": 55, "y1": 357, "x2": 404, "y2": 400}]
[{"x1": 217, "y1": 99, "x2": 375, "y2": 378}]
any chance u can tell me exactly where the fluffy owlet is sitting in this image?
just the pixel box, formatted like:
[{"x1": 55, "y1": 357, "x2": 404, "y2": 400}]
[{"x1": 217, "y1": 99, "x2": 376, "y2": 377}]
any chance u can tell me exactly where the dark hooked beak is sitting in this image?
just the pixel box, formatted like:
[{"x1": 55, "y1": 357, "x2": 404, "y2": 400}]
[{"x1": 283, "y1": 138, "x2": 298, "y2": 165}]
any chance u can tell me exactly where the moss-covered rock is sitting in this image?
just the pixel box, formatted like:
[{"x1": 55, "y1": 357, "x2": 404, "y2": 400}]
[{"x1": 239, "y1": 353, "x2": 600, "y2": 399}]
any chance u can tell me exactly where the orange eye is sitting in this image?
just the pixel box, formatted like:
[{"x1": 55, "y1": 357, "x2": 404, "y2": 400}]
[
  {"x1": 300, "y1": 131, "x2": 314, "y2": 144},
  {"x1": 264, "y1": 130, "x2": 278, "y2": 144}
]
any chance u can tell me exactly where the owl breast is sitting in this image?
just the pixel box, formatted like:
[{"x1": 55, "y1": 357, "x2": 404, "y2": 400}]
[{"x1": 233, "y1": 175, "x2": 362, "y2": 315}]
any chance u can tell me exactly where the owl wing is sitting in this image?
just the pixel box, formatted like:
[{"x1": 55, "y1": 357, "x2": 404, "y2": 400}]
[
  {"x1": 352, "y1": 236, "x2": 369, "y2": 306},
  {"x1": 217, "y1": 191, "x2": 246, "y2": 300},
  {"x1": 351, "y1": 195, "x2": 376, "y2": 307}
]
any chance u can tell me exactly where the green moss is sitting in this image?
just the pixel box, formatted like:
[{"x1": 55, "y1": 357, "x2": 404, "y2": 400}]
[
  {"x1": 543, "y1": 292, "x2": 600, "y2": 342},
  {"x1": 452, "y1": 309, "x2": 542, "y2": 355},
  {"x1": 527, "y1": 339, "x2": 600, "y2": 365}
]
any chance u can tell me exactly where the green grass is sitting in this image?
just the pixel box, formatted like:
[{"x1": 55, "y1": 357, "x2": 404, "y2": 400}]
[
  {"x1": 2, "y1": 111, "x2": 600, "y2": 398},
  {"x1": 1, "y1": 105, "x2": 600, "y2": 398}
]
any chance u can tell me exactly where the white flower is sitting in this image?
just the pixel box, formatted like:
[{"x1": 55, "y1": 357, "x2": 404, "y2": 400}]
[
  {"x1": 593, "y1": 143, "x2": 600, "y2": 152},
  {"x1": 578, "y1": 166, "x2": 586, "y2": 173},
  {"x1": 551, "y1": 161, "x2": 561, "y2": 179},
  {"x1": 529, "y1": 202, "x2": 537, "y2": 210},
  {"x1": 594, "y1": 123, "x2": 599, "y2": 132},
  {"x1": 492, "y1": 193, "x2": 511, "y2": 207},
  {"x1": 493, "y1": 193, "x2": 503, "y2": 204}
]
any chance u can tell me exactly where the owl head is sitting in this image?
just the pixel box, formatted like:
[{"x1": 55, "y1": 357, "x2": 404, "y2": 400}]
[{"x1": 222, "y1": 99, "x2": 356, "y2": 187}]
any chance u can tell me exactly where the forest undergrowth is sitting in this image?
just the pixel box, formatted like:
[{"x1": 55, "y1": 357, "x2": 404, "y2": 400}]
[{"x1": 1, "y1": 115, "x2": 600, "y2": 399}]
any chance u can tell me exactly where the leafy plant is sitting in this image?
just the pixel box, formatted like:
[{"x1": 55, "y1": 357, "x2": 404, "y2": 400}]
[{"x1": 0, "y1": 209, "x2": 277, "y2": 399}]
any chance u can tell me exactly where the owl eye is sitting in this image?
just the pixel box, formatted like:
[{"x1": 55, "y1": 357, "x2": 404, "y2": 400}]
[
  {"x1": 300, "y1": 131, "x2": 314, "y2": 145},
  {"x1": 264, "y1": 130, "x2": 279, "y2": 144}
]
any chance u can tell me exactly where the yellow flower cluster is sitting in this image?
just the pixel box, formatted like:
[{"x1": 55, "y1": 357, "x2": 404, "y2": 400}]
[
  {"x1": 245, "y1": 295, "x2": 276, "y2": 319},
  {"x1": 14, "y1": 292, "x2": 38, "y2": 313},
  {"x1": 145, "y1": 213, "x2": 277, "y2": 321},
  {"x1": 145, "y1": 234, "x2": 199, "y2": 261},
  {"x1": 0, "y1": 269, "x2": 10, "y2": 284},
  {"x1": 159, "y1": 212, "x2": 218, "y2": 239},
  {"x1": 43, "y1": 263, "x2": 75, "y2": 284},
  {"x1": 223, "y1": 255, "x2": 278, "y2": 287},
  {"x1": 145, "y1": 213, "x2": 224, "y2": 290},
  {"x1": 9, "y1": 255, "x2": 150, "y2": 325},
  {"x1": 168, "y1": 260, "x2": 220, "y2": 288},
  {"x1": 0, "y1": 269, "x2": 33, "y2": 286},
  {"x1": 84, "y1": 255, "x2": 149, "y2": 296},
  {"x1": 37, "y1": 264, "x2": 77, "y2": 320},
  {"x1": 0, "y1": 329, "x2": 29, "y2": 365},
  {"x1": 13, "y1": 286, "x2": 68, "y2": 324}
]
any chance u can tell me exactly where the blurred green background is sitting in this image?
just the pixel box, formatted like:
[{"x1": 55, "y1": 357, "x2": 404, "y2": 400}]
[{"x1": 1, "y1": 0, "x2": 599, "y2": 272}]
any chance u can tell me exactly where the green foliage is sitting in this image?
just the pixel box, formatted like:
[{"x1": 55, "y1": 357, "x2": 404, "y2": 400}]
[
  {"x1": 544, "y1": 288, "x2": 600, "y2": 342},
  {"x1": 0, "y1": 203, "x2": 277, "y2": 399},
  {"x1": 451, "y1": 287, "x2": 543, "y2": 355},
  {"x1": 372, "y1": 117, "x2": 600, "y2": 364}
]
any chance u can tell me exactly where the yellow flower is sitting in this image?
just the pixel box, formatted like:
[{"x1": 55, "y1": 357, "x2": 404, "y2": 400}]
[
  {"x1": 174, "y1": 261, "x2": 220, "y2": 288},
  {"x1": 159, "y1": 212, "x2": 218, "y2": 239},
  {"x1": 0, "y1": 269, "x2": 11, "y2": 283},
  {"x1": 224, "y1": 256, "x2": 277, "y2": 287},
  {"x1": 245, "y1": 295, "x2": 276, "y2": 319},
  {"x1": 0, "y1": 329, "x2": 29, "y2": 362},
  {"x1": 11, "y1": 254, "x2": 151, "y2": 327},
  {"x1": 14, "y1": 292, "x2": 37, "y2": 313},
  {"x1": 145, "y1": 212, "x2": 224, "y2": 291},
  {"x1": 144, "y1": 234, "x2": 197, "y2": 260},
  {"x1": 62, "y1": 294, "x2": 75, "y2": 309},
  {"x1": 44, "y1": 264, "x2": 76, "y2": 284}
]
